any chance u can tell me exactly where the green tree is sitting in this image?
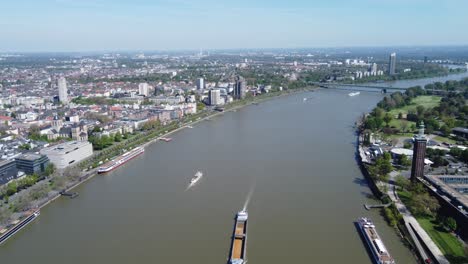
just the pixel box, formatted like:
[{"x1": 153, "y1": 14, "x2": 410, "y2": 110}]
[
  {"x1": 444, "y1": 217, "x2": 457, "y2": 232},
  {"x1": 19, "y1": 143, "x2": 31, "y2": 150},
  {"x1": 196, "y1": 102, "x2": 206, "y2": 111},
  {"x1": 410, "y1": 192, "x2": 440, "y2": 217},
  {"x1": 6, "y1": 182, "x2": 18, "y2": 196},
  {"x1": 395, "y1": 175, "x2": 410, "y2": 190},
  {"x1": 383, "y1": 113, "x2": 393, "y2": 127},
  {"x1": 28, "y1": 125, "x2": 41, "y2": 140},
  {"x1": 44, "y1": 163, "x2": 56, "y2": 176},
  {"x1": 399, "y1": 154, "x2": 411, "y2": 168},
  {"x1": 114, "y1": 132, "x2": 122, "y2": 142}
]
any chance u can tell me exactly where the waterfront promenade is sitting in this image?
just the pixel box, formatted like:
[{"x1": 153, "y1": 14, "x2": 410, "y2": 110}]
[{"x1": 387, "y1": 180, "x2": 450, "y2": 264}]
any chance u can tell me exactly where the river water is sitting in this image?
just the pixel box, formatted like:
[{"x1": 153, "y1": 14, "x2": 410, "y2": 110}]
[{"x1": 1, "y1": 72, "x2": 468, "y2": 263}]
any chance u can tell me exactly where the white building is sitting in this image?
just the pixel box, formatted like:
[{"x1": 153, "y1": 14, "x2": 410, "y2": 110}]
[
  {"x1": 196, "y1": 78, "x2": 204, "y2": 90},
  {"x1": 370, "y1": 63, "x2": 378, "y2": 75},
  {"x1": 57, "y1": 77, "x2": 68, "y2": 104},
  {"x1": 40, "y1": 141, "x2": 93, "y2": 169},
  {"x1": 138, "y1": 83, "x2": 149, "y2": 97},
  {"x1": 355, "y1": 71, "x2": 363, "y2": 79},
  {"x1": 209, "y1": 89, "x2": 221, "y2": 106}
]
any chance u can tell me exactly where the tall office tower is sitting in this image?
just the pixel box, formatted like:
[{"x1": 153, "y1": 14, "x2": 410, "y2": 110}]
[
  {"x1": 57, "y1": 77, "x2": 68, "y2": 104},
  {"x1": 411, "y1": 122, "x2": 427, "y2": 182},
  {"x1": 208, "y1": 89, "x2": 221, "y2": 106},
  {"x1": 234, "y1": 76, "x2": 246, "y2": 100},
  {"x1": 196, "y1": 78, "x2": 204, "y2": 90},
  {"x1": 388, "y1": 53, "x2": 396, "y2": 75},
  {"x1": 371, "y1": 63, "x2": 378, "y2": 74},
  {"x1": 139, "y1": 83, "x2": 149, "y2": 97}
]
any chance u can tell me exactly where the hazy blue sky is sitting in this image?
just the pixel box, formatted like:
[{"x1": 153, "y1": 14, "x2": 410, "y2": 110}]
[{"x1": 1, "y1": 0, "x2": 467, "y2": 52}]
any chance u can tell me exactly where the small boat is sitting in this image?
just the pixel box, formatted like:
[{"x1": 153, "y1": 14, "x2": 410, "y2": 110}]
[
  {"x1": 189, "y1": 171, "x2": 203, "y2": 186},
  {"x1": 160, "y1": 137, "x2": 172, "y2": 142},
  {"x1": 349, "y1": 91, "x2": 361, "y2": 97},
  {"x1": 356, "y1": 217, "x2": 395, "y2": 264},
  {"x1": 228, "y1": 210, "x2": 248, "y2": 264},
  {"x1": 303, "y1": 98, "x2": 307, "y2": 101}
]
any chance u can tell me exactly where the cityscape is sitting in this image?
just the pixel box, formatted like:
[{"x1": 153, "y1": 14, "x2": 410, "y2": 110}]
[{"x1": 1, "y1": 1, "x2": 468, "y2": 264}]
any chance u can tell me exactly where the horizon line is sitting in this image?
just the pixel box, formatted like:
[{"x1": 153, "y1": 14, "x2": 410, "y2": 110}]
[{"x1": 2, "y1": 44, "x2": 468, "y2": 54}]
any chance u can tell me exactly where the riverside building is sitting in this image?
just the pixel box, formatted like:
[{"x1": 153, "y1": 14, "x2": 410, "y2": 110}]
[{"x1": 40, "y1": 141, "x2": 93, "y2": 169}]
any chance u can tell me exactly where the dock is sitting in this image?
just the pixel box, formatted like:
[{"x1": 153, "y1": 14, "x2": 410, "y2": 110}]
[
  {"x1": 364, "y1": 202, "x2": 392, "y2": 210},
  {"x1": 60, "y1": 191, "x2": 79, "y2": 199}
]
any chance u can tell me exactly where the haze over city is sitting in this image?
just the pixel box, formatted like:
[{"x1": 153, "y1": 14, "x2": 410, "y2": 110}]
[{"x1": 1, "y1": 0, "x2": 468, "y2": 51}]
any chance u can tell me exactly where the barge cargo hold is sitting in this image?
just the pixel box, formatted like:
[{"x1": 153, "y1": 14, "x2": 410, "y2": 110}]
[
  {"x1": 357, "y1": 217, "x2": 395, "y2": 264},
  {"x1": 97, "y1": 147, "x2": 144, "y2": 174},
  {"x1": 228, "y1": 210, "x2": 248, "y2": 264},
  {"x1": 0, "y1": 210, "x2": 40, "y2": 245}
]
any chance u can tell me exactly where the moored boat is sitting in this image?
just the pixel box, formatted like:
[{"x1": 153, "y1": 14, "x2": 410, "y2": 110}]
[
  {"x1": 228, "y1": 210, "x2": 248, "y2": 264},
  {"x1": 97, "y1": 147, "x2": 144, "y2": 174},
  {"x1": 0, "y1": 210, "x2": 40, "y2": 245},
  {"x1": 349, "y1": 91, "x2": 361, "y2": 96},
  {"x1": 357, "y1": 217, "x2": 395, "y2": 264}
]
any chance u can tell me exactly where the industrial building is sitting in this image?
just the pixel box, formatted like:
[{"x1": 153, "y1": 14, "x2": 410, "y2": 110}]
[{"x1": 40, "y1": 141, "x2": 93, "y2": 169}]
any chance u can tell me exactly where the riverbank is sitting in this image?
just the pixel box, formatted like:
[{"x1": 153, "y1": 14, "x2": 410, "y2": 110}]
[
  {"x1": 0, "y1": 86, "x2": 317, "y2": 241},
  {"x1": 354, "y1": 78, "x2": 468, "y2": 263}
]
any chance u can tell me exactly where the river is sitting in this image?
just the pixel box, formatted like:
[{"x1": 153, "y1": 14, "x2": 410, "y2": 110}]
[{"x1": 1, "y1": 72, "x2": 467, "y2": 263}]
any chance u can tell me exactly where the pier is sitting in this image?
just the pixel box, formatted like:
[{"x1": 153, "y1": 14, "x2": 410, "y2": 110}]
[
  {"x1": 60, "y1": 191, "x2": 79, "y2": 199},
  {"x1": 364, "y1": 202, "x2": 392, "y2": 210}
]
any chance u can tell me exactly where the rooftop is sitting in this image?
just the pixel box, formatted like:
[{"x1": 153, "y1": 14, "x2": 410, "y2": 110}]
[
  {"x1": 41, "y1": 141, "x2": 91, "y2": 154},
  {"x1": 16, "y1": 153, "x2": 44, "y2": 161},
  {"x1": 426, "y1": 174, "x2": 468, "y2": 210}
]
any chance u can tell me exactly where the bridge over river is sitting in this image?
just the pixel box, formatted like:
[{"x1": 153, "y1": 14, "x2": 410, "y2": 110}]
[{"x1": 311, "y1": 82, "x2": 451, "y2": 94}]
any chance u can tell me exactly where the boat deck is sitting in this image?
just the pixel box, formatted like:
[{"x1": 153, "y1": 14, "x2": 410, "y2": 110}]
[
  {"x1": 231, "y1": 222, "x2": 246, "y2": 259},
  {"x1": 363, "y1": 225, "x2": 394, "y2": 263}
]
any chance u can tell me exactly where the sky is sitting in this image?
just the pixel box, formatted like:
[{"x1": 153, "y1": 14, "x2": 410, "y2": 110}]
[{"x1": 1, "y1": 0, "x2": 468, "y2": 52}]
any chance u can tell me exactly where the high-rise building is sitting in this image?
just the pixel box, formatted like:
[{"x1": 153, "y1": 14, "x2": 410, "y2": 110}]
[
  {"x1": 234, "y1": 76, "x2": 246, "y2": 100},
  {"x1": 139, "y1": 83, "x2": 149, "y2": 97},
  {"x1": 208, "y1": 89, "x2": 221, "y2": 106},
  {"x1": 196, "y1": 78, "x2": 204, "y2": 90},
  {"x1": 411, "y1": 122, "x2": 427, "y2": 181},
  {"x1": 370, "y1": 63, "x2": 378, "y2": 75},
  {"x1": 388, "y1": 53, "x2": 396, "y2": 75},
  {"x1": 57, "y1": 77, "x2": 68, "y2": 104}
]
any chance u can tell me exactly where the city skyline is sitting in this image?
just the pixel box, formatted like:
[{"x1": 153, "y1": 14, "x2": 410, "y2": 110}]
[{"x1": 1, "y1": 0, "x2": 468, "y2": 52}]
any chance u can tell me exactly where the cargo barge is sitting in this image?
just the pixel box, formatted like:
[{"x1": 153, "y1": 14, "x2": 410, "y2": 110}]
[
  {"x1": 0, "y1": 210, "x2": 40, "y2": 245},
  {"x1": 97, "y1": 147, "x2": 144, "y2": 174},
  {"x1": 228, "y1": 210, "x2": 248, "y2": 264},
  {"x1": 357, "y1": 217, "x2": 395, "y2": 264}
]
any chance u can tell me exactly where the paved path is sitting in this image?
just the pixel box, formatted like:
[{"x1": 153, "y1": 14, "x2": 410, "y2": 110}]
[{"x1": 386, "y1": 176, "x2": 450, "y2": 264}]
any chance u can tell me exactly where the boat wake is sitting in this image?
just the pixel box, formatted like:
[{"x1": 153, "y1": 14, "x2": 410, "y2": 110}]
[
  {"x1": 243, "y1": 179, "x2": 256, "y2": 212},
  {"x1": 185, "y1": 171, "x2": 203, "y2": 191}
]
